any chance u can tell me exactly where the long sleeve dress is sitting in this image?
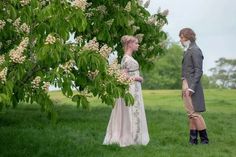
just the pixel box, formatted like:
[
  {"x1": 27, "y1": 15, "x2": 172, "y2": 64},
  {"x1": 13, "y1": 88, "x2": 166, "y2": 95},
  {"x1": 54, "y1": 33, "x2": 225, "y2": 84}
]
[{"x1": 103, "y1": 54, "x2": 149, "y2": 147}]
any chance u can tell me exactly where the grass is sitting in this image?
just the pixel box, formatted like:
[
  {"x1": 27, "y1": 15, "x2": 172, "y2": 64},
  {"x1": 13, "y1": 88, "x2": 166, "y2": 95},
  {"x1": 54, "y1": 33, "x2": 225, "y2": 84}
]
[{"x1": 0, "y1": 89, "x2": 236, "y2": 157}]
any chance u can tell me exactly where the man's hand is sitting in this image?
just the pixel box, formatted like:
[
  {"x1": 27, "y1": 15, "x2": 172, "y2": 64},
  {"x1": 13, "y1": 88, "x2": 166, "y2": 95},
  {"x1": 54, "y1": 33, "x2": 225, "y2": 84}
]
[
  {"x1": 182, "y1": 89, "x2": 193, "y2": 97},
  {"x1": 186, "y1": 89, "x2": 193, "y2": 97}
]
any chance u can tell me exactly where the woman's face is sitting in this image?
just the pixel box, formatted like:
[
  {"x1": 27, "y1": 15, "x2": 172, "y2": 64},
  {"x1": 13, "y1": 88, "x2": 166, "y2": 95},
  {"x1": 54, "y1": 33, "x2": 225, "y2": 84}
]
[{"x1": 129, "y1": 39, "x2": 139, "y2": 52}]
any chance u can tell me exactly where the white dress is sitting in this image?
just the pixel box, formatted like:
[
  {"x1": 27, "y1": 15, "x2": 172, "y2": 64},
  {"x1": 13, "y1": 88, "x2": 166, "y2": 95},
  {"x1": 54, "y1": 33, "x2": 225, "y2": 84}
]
[{"x1": 103, "y1": 55, "x2": 150, "y2": 147}]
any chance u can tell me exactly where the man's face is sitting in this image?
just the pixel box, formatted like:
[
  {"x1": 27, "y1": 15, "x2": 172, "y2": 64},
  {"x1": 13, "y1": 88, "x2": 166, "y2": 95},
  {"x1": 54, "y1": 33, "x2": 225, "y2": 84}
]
[{"x1": 179, "y1": 34, "x2": 188, "y2": 47}]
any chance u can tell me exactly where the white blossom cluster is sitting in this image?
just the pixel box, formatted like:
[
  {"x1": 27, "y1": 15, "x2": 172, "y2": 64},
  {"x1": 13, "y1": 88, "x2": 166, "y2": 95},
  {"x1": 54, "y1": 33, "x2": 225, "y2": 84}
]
[
  {"x1": 31, "y1": 76, "x2": 41, "y2": 89},
  {"x1": 0, "y1": 55, "x2": 5, "y2": 65},
  {"x1": 107, "y1": 60, "x2": 120, "y2": 76},
  {"x1": 124, "y1": 2, "x2": 131, "y2": 12},
  {"x1": 160, "y1": 9, "x2": 169, "y2": 16},
  {"x1": 82, "y1": 38, "x2": 112, "y2": 58},
  {"x1": 143, "y1": 0, "x2": 150, "y2": 8},
  {"x1": 85, "y1": 12, "x2": 94, "y2": 18},
  {"x1": 108, "y1": 60, "x2": 132, "y2": 84},
  {"x1": 145, "y1": 8, "x2": 169, "y2": 27},
  {"x1": 117, "y1": 71, "x2": 131, "y2": 84},
  {"x1": 75, "y1": 35, "x2": 83, "y2": 44},
  {"x1": 69, "y1": 44, "x2": 77, "y2": 52},
  {"x1": 132, "y1": 26, "x2": 140, "y2": 33},
  {"x1": 87, "y1": 69, "x2": 99, "y2": 80},
  {"x1": 82, "y1": 38, "x2": 99, "y2": 52},
  {"x1": 99, "y1": 44, "x2": 112, "y2": 58},
  {"x1": 9, "y1": 37, "x2": 29, "y2": 64},
  {"x1": 135, "y1": 34, "x2": 144, "y2": 43},
  {"x1": 40, "y1": 0, "x2": 50, "y2": 6},
  {"x1": 13, "y1": 18, "x2": 21, "y2": 28},
  {"x1": 42, "y1": 82, "x2": 50, "y2": 92},
  {"x1": 71, "y1": 0, "x2": 88, "y2": 11},
  {"x1": 20, "y1": 0, "x2": 31, "y2": 6},
  {"x1": 60, "y1": 60, "x2": 75, "y2": 73},
  {"x1": 20, "y1": 23, "x2": 30, "y2": 34},
  {"x1": 45, "y1": 34, "x2": 56, "y2": 45},
  {"x1": 0, "y1": 20, "x2": 6, "y2": 30},
  {"x1": 96, "y1": 5, "x2": 107, "y2": 14},
  {"x1": 12, "y1": 18, "x2": 30, "y2": 34},
  {"x1": 105, "y1": 19, "x2": 114, "y2": 27},
  {"x1": 31, "y1": 76, "x2": 50, "y2": 92},
  {"x1": 146, "y1": 16, "x2": 167, "y2": 27},
  {"x1": 128, "y1": 20, "x2": 135, "y2": 26},
  {"x1": 6, "y1": 19, "x2": 13, "y2": 23},
  {"x1": 0, "y1": 67, "x2": 8, "y2": 84},
  {"x1": 137, "y1": 0, "x2": 143, "y2": 6}
]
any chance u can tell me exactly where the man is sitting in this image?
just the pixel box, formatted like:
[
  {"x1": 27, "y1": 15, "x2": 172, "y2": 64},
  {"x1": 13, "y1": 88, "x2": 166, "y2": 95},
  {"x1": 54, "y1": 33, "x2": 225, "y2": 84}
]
[{"x1": 179, "y1": 28, "x2": 209, "y2": 145}]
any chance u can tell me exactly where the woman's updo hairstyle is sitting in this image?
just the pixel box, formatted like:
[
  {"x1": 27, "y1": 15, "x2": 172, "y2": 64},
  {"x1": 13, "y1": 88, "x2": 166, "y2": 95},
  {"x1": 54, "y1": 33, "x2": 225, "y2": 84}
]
[{"x1": 121, "y1": 35, "x2": 137, "y2": 47}]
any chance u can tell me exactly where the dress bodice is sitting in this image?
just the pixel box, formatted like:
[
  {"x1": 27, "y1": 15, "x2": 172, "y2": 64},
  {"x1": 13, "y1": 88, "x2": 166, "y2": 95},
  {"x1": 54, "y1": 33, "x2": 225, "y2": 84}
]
[{"x1": 121, "y1": 55, "x2": 140, "y2": 77}]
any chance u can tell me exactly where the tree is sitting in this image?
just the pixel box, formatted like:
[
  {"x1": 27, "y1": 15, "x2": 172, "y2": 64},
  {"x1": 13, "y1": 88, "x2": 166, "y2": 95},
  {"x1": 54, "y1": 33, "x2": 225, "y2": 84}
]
[
  {"x1": 0, "y1": 0, "x2": 168, "y2": 118},
  {"x1": 209, "y1": 58, "x2": 236, "y2": 89},
  {"x1": 142, "y1": 43, "x2": 182, "y2": 89}
]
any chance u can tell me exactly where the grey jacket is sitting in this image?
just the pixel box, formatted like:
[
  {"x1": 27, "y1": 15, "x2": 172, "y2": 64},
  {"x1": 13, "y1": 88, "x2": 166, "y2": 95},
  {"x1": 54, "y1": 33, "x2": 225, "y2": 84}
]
[{"x1": 182, "y1": 42, "x2": 206, "y2": 112}]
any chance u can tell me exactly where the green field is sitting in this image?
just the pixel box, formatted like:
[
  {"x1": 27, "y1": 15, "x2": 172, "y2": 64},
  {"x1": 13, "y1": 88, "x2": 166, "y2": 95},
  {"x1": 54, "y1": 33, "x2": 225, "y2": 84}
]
[{"x1": 0, "y1": 89, "x2": 236, "y2": 157}]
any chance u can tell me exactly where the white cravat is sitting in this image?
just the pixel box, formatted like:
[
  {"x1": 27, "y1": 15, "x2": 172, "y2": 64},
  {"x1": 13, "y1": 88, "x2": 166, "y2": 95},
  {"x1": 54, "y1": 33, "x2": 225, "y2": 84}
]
[{"x1": 183, "y1": 40, "x2": 191, "y2": 51}]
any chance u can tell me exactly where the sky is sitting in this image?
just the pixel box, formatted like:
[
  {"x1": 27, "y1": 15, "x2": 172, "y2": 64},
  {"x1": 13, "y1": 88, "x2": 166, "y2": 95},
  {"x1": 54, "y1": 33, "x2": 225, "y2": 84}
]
[{"x1": 147, "y1": 0, "x2": 236, "y2": 74}]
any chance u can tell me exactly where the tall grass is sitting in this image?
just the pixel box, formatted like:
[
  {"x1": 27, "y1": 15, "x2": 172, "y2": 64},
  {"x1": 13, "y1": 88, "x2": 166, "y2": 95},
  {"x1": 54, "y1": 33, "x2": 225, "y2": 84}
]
[{"x1": 0, "y1": 89, "x2": 236, "y2": 157}]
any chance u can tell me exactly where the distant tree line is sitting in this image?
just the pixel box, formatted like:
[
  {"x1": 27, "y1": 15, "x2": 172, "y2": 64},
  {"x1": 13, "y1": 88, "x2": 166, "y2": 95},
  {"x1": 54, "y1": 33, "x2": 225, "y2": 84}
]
[{"x1": 142, "y1": 43, "x2": 236, "y2": 89}]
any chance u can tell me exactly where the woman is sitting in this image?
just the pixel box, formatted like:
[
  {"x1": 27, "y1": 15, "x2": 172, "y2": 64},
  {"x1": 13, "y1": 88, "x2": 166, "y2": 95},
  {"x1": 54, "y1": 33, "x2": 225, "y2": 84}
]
[{"x1": 103, "y1": 35, "x2": 149, "y2": 147}]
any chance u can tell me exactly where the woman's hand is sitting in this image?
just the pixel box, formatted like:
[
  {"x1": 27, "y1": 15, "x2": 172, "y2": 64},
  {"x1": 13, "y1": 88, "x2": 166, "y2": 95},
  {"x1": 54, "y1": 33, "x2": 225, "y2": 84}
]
[{"x1": 135, "y1": 76, "x2": 144, "y2": 83}]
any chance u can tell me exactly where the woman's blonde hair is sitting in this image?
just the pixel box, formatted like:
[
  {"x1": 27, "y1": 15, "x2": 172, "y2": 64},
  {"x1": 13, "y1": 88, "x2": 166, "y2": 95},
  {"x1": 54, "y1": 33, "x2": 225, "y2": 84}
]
[{"x1": 121, "y1": 35, "x2": 138, "y2": 47}]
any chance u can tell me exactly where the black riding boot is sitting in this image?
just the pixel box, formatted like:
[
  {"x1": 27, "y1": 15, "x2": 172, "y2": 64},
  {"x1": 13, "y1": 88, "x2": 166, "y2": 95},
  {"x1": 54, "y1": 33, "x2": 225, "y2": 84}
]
[
  {"x1": 199, "y1": 129, "x2": 209, "y2": 144},
  {"x1": 189, "y1": 130, "x2": 198, "y2": 145}
]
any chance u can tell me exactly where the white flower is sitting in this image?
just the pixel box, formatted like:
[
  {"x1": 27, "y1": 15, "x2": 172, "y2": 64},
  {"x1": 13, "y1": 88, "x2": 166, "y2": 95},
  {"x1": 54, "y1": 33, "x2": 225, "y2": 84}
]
[
  {"x1": 144, "y1": 0, "x2": 150, "y2": 8},
  {"x1": 0, "y1": 67, "x2": 8, "y2": 83},
  {"x1": 75, "y1": 36, "x2": 83, "y2": 43},
  {"x1": 161, "y1": 9, "x2": 169, "y2": 16},
  {"x1": 45, "y1": 34, "x2": 56, "y2": 45},
  {"x1": 9, "y1": 37, "x2": 29, "y2": 64},
  {"x1": 107, "y1": 59, "x2": 132, "y2": 84},
  {"x1": 99, "y1": 44, "x2": 112, "y2": 58},
  {"x1": 147, "y1": 16, "x2": 156, "y2": 25},
  {"x1": 60, "y1": 60, "x2": 75, "y2": 73},
  {"x1": 13, "y1": 18, "x2": 21, "y2": 28},
  {"x1": 135, "y1": 34, "x2": 144, "y2": 43},
  {"x1": 71, "y1": 0, "x2": 88, "y2": 11},
  {"x1": 31, "y1": 76, "x2": 41, "y2": 89},
  {"x1": 0, "y1": 55, "x2": 5, "y2": 65},
  {"x1": 128, "y1": 20, "x2": 135, "y2": 26},
  {"x1": 82, "y1": 37, "x2": 99, "y2": 52},
  {"x1": 88, "y1": 70, "x2": 99, "y2": 80},
  {"x1": 0, "y1": 20, "x2": 6, "y2": 30},
  {"x1": 132, "y1": 25, "x2": 140, "y2": 33},
  {"x1": 19, "y1": 37, "x2": 29, "y2": 48},
  {"x1": 124, "y1": 1, "x2": 131, "y2": 12},
  {"x1": 6, "y1": 19, "x2": 12, "y2": 23},
  {"x1": 148, "y1": 46, "x2": 154, "y2": 51},
  {"x1": 105, "y1": 19, "x2": 114, "y2": 27},
  {"x1": 20, "y1": 23, "x2": 30, "y2": 34},
  {"x1": 137, "y1": 0, "x2": 143, "y2": 6},
  {"x1": 42, "y1": 82, "x2": 50, "y2": 92},
  {"x1": 85, "y1": 12, "x2": 94, "y2": 18},
  {"x1": 20, "y1": 0, "x2": 31, "y2": 6},
  {"x1": 97, "y1": 5, "x2": 107, "y2": 14}
]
